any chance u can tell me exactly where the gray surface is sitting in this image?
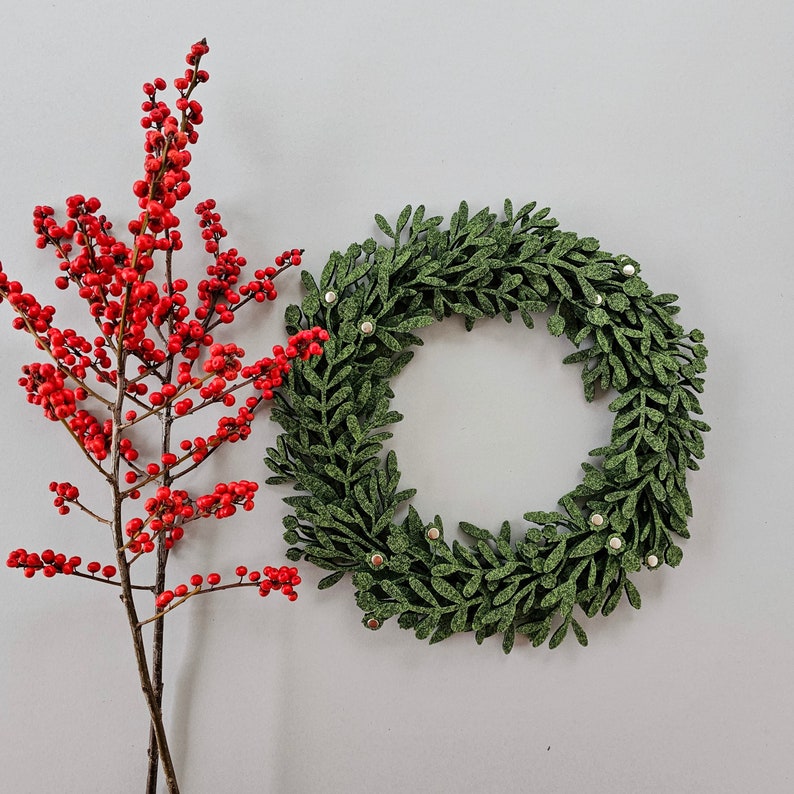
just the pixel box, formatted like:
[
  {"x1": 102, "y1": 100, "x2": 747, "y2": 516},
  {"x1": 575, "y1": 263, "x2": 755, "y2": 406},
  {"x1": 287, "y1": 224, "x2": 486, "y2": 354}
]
[{"x1": 0, "y1": 2, "x2": 791, "y2": 792}]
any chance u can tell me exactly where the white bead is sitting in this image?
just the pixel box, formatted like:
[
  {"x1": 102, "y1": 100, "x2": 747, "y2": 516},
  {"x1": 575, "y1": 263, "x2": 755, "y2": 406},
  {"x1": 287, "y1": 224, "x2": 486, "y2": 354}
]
[
  {"x1": 427, "y1": 527, "x2": 440, "y2": 540},
  {"x1": 360, "y1": 321, "x2": 374, "y2": 334},
  {"x1": 370, "y1": 553, "x2": 384, "y2": 567},
  {"x1": 609, "y1": 537, "x2": 622, "y2": 550},
  {"x1": 646, "y1": 554, "x2": 659, "y2": 568},
  {"x1": 590, "y1": 513, "x2": 604, "y2": 527},
  {"x1": 324, "y1": 290, "x2": 337, "y2": 303},
  {"x1": 367, "y1": 618, "x2": 380, "y2": 629},
  {"x1": 622, "y1": 264, "x2": 636, "y2": 277},
  {"x1": 593, "y1": 294, "x2": 603, "y2": 305}
]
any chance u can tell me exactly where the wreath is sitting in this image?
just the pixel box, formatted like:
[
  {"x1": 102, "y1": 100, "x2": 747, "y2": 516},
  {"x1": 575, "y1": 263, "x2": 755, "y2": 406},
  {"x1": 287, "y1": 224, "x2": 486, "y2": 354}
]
[{"x1": 265, "y1": 200, "x2": 709, "y2": 652}]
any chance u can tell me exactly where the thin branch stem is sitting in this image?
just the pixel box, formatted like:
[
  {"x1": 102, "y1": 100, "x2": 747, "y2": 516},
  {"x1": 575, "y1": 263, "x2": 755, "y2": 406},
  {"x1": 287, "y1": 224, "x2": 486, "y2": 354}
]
[
  {"x1": 69, "y1": 569, "x2": 155, "y2": 591},
  {"x1": 137, "y1": 579, "x2": 262, "y2": 626}
]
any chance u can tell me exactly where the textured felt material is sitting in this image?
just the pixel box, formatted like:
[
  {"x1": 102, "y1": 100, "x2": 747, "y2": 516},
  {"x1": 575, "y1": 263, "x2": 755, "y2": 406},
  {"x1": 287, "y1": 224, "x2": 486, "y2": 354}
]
[{"x1": 265, "y1": 201, "x2": 708, "y2": 651}]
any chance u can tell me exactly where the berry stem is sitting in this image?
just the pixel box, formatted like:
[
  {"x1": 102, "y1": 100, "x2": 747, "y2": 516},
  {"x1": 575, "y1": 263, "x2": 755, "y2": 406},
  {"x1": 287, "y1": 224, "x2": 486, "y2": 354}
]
[
  {"x1": 137, "y1": 580, "x2": 263, "y2": 626},
  {"x1": 145, "y1": 246, "x2": 176, "y2": 794},
  {"x1": 69, "y1": 569, "x2": 154, "y2": 590}
]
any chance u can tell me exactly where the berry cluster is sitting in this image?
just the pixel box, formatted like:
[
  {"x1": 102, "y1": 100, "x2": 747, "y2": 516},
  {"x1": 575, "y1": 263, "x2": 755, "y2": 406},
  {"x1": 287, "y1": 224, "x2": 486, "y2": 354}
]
[
  {"x1": 48, "y1": 481, "x2": 80, "y2": 515},
  {"x1": 1, "y1": 40, "x2": 327, "y2": 792},
  {"x1": 154, "y1": 564, "x2": 301, "y2": 611},
  {"x1": 1, "y1": 40, "x2": 323, "y2": 624},
  {"x1": 257, "y1": 565, "x2": 301, "y2": 600},
  {"x1": 6, "y1": 549, "x2": 116, "y2": 580},
  {"x1": 194, "y1": 479, "x2": 258, "y2": 518}
]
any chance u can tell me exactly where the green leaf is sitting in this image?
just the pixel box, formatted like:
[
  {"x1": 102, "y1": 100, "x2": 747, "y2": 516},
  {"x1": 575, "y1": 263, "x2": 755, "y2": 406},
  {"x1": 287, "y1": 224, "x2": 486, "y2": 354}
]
[
  {"x1": 571, "y1": 618, "x2": 589, "y2": 647},
  {"x1": 579, "y1": 263, "x2": 613, "y2": 280},
  {"x1": 547, "y1": 313, "x2": 565, "y2": 336},
  {"x1": 451, "y1": 605, "x2": 469, "y2": 632},
  {"x1": 543, "y1": 540, "x2": 567, "y2": 573},
  {"x1": 666, "y1": 545, "x2": 684, "y2": 567},
  {"x1": 395, "y1": 205, "x2": 412, "y2": 235},
  {"x1": 569, "y1": 533, "x2": 605, "y2": 558},
  {"x1": 462, "y1": 573, "x2": 483, "y2": 598},
  {"x1": 549, "y1": 268, "x2": 573, "y2": 299},
  {"x1": 586, "y1": 307, "x2": 610, "y2": 327},
  {"x1": 601, "y1": 584, "x2": 623, "y2": 616},
  {"x1": 318, "y1": 571, "x2": 345, "y2": 590},
  {"x1": 374, "y1": 213, "x2": 395, "y2": 239},
  {"x1": 624, "y1": 579, "x2": 642, "y2": 609},
  {"x1": 548, "y1": 619, "x2": 569, "y2": 649},
  {"x1": 431, "y1": 577, "x2": 463, "y2": 604},
  {"x1": 502, "y1": 624, "x2": 516, "y2": 654}
]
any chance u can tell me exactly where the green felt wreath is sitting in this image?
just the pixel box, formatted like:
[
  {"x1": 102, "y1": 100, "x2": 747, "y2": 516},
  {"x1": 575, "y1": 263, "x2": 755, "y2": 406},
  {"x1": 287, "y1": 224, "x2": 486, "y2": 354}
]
[{"x1": 265, "y1": 201, "x2": 709, "y2": 651}]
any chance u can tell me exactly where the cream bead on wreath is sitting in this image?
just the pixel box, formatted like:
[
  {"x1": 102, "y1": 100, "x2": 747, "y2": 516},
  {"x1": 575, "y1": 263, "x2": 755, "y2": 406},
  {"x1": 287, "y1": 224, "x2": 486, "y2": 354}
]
[{"x1": 265, "y1": 200, "x2": 709, "y2": 652}]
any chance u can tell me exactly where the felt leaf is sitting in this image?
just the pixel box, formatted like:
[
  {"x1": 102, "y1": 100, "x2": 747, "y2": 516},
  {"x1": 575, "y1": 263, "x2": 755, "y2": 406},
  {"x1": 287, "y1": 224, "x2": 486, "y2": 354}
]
[
  {"x1": 547, "y1": 313, "x2": 565, "y2": 336},
  {"x1": 609, "y1": 355, "x2": 629, "y2": 390},
  {"x1": 429, "y1": 622, "x2": 455, "y2": 645},
  {"x1": 463, "y1": 573, "x2": 483, "y2": 598},
  {"x1": 395, "y1": 204, "x2": 412, "y2": 235},
  {"x1": 550, "y1": 232, "x2": 578, "y2": 258},
  {"x1": 415, "y1": 614, "x2": 439, "y2": 640},
  {"x1": 624, "y1": 579, "x2": 642, "y2": 609},
  {"x1": 601, "y1": 583, "x2": 624, "y2": 616},
  {"x1": 392, "y1": 314, "x2": 435, "y2": 333},
  {"x1": 431, "y1": 577, "x2": 464, "y2": 604},
  {"x1": 543, "y1": 540, "x2": 567, "y2": 573},
  {"x1": 569, "y1": 533, "x2": 606, "y2": 558},
  {"x1": 502, "y1": 624, "x2": 516, "y2": 654},
  {"x1": 666, "y1": 545, "x2": 684, "y2": 567},
  {"x1": 492, "y1": 578, "x2": 522, "y2": 606},
  {"x1": 459, "y1": 521, "x2": 492, "y2": 541},
  {"x1": 374, "y1": 213, "x2": 395, "y2": 239},
  {"x1": 541, "y1": 580, "x2": 574, "y2": 610},
  {"x1": 571, "y1": 618, "x2": 589, "y2": 646},
  {"x1": 452, "y1": 540, "x2": 481, "y2": 569},
  {"x1": 318, "y1": 571, "x2": 345, "y2": 590},
  {"x1": 523, "y1": 617, "x2": 552, "y2": 647},
  {"x1": 607, "y1": 292, "x2": 630, "y2": 312},
  {"x1": 484, "y1": 562, "x2": 519, "y2": 581},
  {"x1": 579, "y1": 263, "x2": 613, "y2": 280},
  {"x1": 477, "y1": 540, "x2": 501, "y2": 568},
  {"x1": 586, "y1": 307, "x2": 610, "y2": 327},
  {"x1": 623, "y1": 277, "x2": 648, "y2": 297},
  {"x1": 548, "y1": 619, "x2": 570, "y2": 649},
  {"x1": 451, "y1": 605, "x2": 469, "y2": 632},
  {"x1": 549, "y1": 268, "x2": 573, "y2": 299},
  {"x1": 609, "y1": 388, "x2": 640, "y2": 411}
]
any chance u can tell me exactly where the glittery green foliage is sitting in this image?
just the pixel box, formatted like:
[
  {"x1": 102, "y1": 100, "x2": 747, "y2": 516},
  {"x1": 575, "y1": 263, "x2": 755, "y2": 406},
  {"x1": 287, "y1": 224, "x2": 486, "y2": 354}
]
[{"x1": 264, "y1": 201, "x2": 709, "y2": 651}]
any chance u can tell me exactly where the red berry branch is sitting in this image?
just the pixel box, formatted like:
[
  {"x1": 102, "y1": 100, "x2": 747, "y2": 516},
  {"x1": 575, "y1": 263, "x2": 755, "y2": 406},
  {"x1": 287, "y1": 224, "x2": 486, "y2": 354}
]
[{"x1": 0, "y1": 40, "x2": 326, "y2": 794}]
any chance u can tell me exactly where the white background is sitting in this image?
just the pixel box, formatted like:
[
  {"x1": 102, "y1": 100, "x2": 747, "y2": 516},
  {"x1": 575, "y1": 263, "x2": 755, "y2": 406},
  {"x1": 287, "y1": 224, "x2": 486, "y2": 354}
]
[{"x1": 1, "y1": 2, "x2": 791, "y2": 792}]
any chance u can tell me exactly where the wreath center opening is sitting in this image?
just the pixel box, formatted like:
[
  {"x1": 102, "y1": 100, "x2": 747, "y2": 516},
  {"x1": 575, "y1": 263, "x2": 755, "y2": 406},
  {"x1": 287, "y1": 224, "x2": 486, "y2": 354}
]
[{"x1": 388, "y1": 312, "x2": 613, "y2": 538}]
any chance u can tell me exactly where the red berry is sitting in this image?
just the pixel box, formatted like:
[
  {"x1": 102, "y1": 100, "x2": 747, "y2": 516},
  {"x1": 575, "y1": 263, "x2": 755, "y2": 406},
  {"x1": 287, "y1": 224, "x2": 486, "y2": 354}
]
[
  {"x1": 206, "y1": 572, "x2": 221, "y2": 586},
  {"x1": 190, "y1": 574, "x2": 203, "y2": 587},
  {"x1": 156, "y1": 590, "x2": 174, "y2": 608}
]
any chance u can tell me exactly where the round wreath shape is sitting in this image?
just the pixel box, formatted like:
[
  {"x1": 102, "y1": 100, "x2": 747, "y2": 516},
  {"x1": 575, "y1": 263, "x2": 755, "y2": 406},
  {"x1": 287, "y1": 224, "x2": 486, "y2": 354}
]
[{"x1": 265, "y1": 200, "x2": 709, "y2": 652}]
